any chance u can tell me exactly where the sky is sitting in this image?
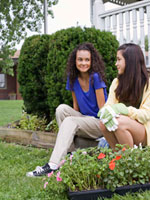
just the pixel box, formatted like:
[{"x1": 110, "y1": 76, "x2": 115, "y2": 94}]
[
  {"x1": 17, "y1": 0, "x2": 91, "y2": 49},
  {"x1": 16, "y1": 0, "x2": 118, "y2": 49},
  {"x1": 46, "y1": 0, "x2": 118, "y2": 34},
  {"x1": 47, "y1": 0, "x2": 91, "y2": 34}
]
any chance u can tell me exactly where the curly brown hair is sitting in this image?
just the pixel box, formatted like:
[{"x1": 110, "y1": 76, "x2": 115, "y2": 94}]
[{"x1": 66, "y1": 42, "x2": 106, "y2": 89}]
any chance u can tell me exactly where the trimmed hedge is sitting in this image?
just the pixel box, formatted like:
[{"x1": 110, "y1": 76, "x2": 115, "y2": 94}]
[
  {"x1": 18, "y1": 34, "x2": 50, "y2": 119},
  {"x1": 18, "y1": 27, "x2": 119, "y2": 120}
]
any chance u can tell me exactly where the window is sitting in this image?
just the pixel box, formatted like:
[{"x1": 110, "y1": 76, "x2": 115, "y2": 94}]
[{"x1": 0, "y1": 74, "x2": 6, "y2": 88}]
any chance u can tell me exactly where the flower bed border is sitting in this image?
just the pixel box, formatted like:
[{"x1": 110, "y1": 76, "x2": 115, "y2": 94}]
[
  {"x1": 0, "y1": 127, "x2": 56, "y2": 149},
  {"x1": 68, "y1": 183, "x2": 150, "y2": 200},
  {"x1": 0, "y1": 127, "x2": 98, "y2": 149}
]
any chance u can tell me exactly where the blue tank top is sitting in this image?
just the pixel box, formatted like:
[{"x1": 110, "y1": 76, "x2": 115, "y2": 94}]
[{"x1": 66, "y1": 73, "x2": 107, "y2": 118}]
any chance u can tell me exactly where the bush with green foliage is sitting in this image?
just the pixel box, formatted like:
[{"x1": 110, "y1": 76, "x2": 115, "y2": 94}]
[
  {"x1": 16, "y1": 112, "x2": 47, "y2": 131},
  {"x1": 18, "y1": 27, "x2": 119, "y2": 120},
  {"x1": 18, "y1": 34, "x2": 50, "y2": 119},
  {"x1": 10, "y1": 112, "x2": 58, "y2": 133}
]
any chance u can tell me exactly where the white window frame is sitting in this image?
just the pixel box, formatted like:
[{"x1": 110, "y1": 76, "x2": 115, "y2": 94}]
[{"x1": 0, "y1": 74, "x2": 6, "y2": 89}]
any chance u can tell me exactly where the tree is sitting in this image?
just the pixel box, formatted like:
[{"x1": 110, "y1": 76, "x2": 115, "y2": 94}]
[{"x1": 0, "y1": 0, "x2": 58, "y2": 75}]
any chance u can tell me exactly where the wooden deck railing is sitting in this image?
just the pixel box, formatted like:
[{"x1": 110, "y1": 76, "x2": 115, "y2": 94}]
[{"x1": 93, "y1": 0, "x2": 150, "y2": 67}]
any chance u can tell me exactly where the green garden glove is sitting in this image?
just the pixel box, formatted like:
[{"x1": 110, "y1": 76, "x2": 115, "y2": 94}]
[
  {"x1": 97, "y1": 103, "x2": 128, "y2": 131},
  {"x1": 98, "y1": 103, "x2": 128, "y2": 122},
  {"x1": 104, "y1": 117, "x2": 118, "y2": 131}
]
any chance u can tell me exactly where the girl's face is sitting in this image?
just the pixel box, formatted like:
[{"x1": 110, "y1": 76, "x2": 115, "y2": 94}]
[
  {"x1": 115, "y1": 50, "x2": 126, "y2": 75},
  {"x1": 76, "y1": 50, "x2": 91, "y2": 74}
]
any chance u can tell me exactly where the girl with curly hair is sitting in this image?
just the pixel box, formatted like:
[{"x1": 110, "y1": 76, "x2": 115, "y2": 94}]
[{"x1": 27, "y1": 42, "x2": 107, "y2": 177}]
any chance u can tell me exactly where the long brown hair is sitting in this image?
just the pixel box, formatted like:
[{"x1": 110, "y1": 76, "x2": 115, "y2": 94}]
[
  {"x1": 66, "y1": 42, "x2": 106, "y2": 89},
  {"x1": 115, "y1": 43, "x2": 149, "y2": 107}
]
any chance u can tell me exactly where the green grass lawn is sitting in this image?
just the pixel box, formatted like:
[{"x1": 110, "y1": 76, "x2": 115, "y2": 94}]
[
  {"x1": 0, "y1": 141, "x2": 150, "y2": 200},
  {"x1": 0, "y1": 141, "x2": 68, "y2": 200},
  {"x1": 0, "y1": 100, "x2": 150, "y2": 199},
  {"x1": 0, "y1": 100, "x2": 23, "y2": 126}
]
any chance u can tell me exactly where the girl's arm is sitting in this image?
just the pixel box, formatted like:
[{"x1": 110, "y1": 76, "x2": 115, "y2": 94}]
[
  {"x1": 105, "y1": 78, "x2": 119, "y2": 106},
  {"x1": 72, "y1": 91, "x2": 79, "y2": 111},
  {"x1": 96, "y1": 88, "x2": 105, "y2": 109}
]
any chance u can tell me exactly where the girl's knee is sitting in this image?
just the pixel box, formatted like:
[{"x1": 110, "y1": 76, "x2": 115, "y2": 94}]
[
  {"x1": 99, "y1": 121, "x2": 107, "y2": 132},
  {"x1": 63, "y1": 116, "x2": 78, "y2": 128},
  {"x1": 56, "y1": 104, "x2": 67, "y2": 116},
  {"x1": 116, "y1": 116, "x2": 128, "y2": 131}
]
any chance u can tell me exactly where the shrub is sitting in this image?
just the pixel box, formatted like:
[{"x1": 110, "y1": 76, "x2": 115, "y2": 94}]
[
  {"x1": 17, "y1": 34, "x2": 50, "y2": 119},
  {"x1": 18, "y1": 27, "x2": 118, "y2": 120},
  {"x1": 10, "y1": 112, "x2": 48, "y2": 131},
  {"x1": 9, "y1": 111, "x2": 58, "y2": 132},
  {"x1": 46, "y1": 27, "x2": 119, "y2": 118},
  {"x1": 16, "y1": 112, "x2": 47, "y2": 131}
]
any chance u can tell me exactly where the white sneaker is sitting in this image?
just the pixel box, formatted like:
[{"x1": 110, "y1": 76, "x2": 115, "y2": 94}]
[{"x1": 26, "y1": 163, "x2": 55, "y2": 177}]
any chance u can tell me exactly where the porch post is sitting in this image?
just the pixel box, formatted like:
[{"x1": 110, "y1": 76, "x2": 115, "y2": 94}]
[
  {"x1": 92, "y1": 0, "x2": 105, "y2": 30},
  {"x1": 147, "y1": 5, "x2": 150, "y2": 67},
  {"x1": 44, "y1": 0, "x2": 48, "y2": 34}
]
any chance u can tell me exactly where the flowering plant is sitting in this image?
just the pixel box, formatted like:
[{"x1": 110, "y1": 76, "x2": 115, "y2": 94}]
[{"x1": 44, "y1": 145, "x2": 150, "y2": 193}]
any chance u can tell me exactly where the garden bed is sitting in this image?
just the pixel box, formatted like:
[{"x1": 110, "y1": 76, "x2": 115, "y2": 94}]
[
  {"x1": 0, "y1": 127, "x2": 56, "y2": 149},
  {"x1": 0, "y1": 127, "x2": 98, "y2": 149}
]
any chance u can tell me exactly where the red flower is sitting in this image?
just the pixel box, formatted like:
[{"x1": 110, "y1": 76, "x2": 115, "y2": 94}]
[
  {"x1": 122, "y1": 147, "x2": 126, "y2": 151},
  {"x1": 110, "y1": 158, "x2": 116, "y2": 163},
  {"x1": 109, "y1": 161, "x2": 115, "y2": 170},
  {"x1": 96, "y1": 174, "x2": 100, "y2": 178},
  {"x1": 98, "y1": 153, "x2": 106, "y2": 159},
  {"x1": 115, "y1": 155, "x2": 122, "y2": 160}
]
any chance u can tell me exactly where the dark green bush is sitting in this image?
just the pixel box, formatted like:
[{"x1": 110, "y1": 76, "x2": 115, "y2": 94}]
[
  {"x1": 18, "y1": 27, "x2": 119, "y2": 120},
  {"x1": 46, "y1": 27, "x2": 119, "y2": 119},
  {"x1": 18, "y1": 34, "x2": 50, "y2": 119}
]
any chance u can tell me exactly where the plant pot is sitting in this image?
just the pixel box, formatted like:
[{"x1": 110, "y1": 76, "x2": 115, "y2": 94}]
[
  {"x1": 9, "y1": 93, "x2": 16, "y2": 100},
  {"x1": 68, "y1": 183, "x2": 150, "y2": 200}
]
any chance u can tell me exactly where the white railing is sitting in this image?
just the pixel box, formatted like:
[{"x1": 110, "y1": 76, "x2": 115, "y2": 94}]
[{"x1": 97, "y1": 0, "x2": 150, "y2": 67}]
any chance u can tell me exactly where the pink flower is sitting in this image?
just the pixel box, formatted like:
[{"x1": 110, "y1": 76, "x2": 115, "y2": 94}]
[
  {"x1": 70, "y1": 154, "x2": 73, "y2": 161},
  {"x1": 56, "y1": 171, "x2": 62, "y2": 182},
  {"x1": 44, "y1": 182, "x2": 48, "y2": 189},
  {"x1": 70, "y1": 154, "x2": 73, "y2": 165},
  {"x1": 48, "y1": 171, "x2": 53, "y2": 177},
  {"x1": 58, "y1": 159, "x2": 66, "y2": 168},
  {"x1": 57, "y1": 176, "x2": 62, "y2": 182},
  {"x1": 57, "y1": 171, "x2": 61, "y2": 176},
  {"x1": 82, "y1": 151, "x2": 87, "y2": 155}
]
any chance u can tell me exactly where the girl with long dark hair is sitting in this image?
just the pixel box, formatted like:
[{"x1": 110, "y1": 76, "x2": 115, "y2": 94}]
[{"x1": 99, "y1": 43, "x2": 150, "y2": 150}]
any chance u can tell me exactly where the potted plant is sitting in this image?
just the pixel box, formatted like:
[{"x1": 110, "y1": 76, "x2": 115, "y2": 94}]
[
  {"x1": 43, "y1": 145, "x2": 150, "y2": 199},
  {"x1": 8, "y1": 92, "x2": 16, "y2": 100}
]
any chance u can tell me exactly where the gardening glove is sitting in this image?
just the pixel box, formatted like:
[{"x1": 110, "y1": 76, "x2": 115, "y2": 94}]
[
  {"x1": 98, "y1": 107, "x2": 119, "y2": 131},
  {"x1": 97, "y1": 103, "x2": 128, "y2": 131},
  {"x1": 97, "y1": 103, "x2": 128, "y2": 123},
  {"x1": 104, "y1": 117, "x2": 118, "y2": 131}
]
